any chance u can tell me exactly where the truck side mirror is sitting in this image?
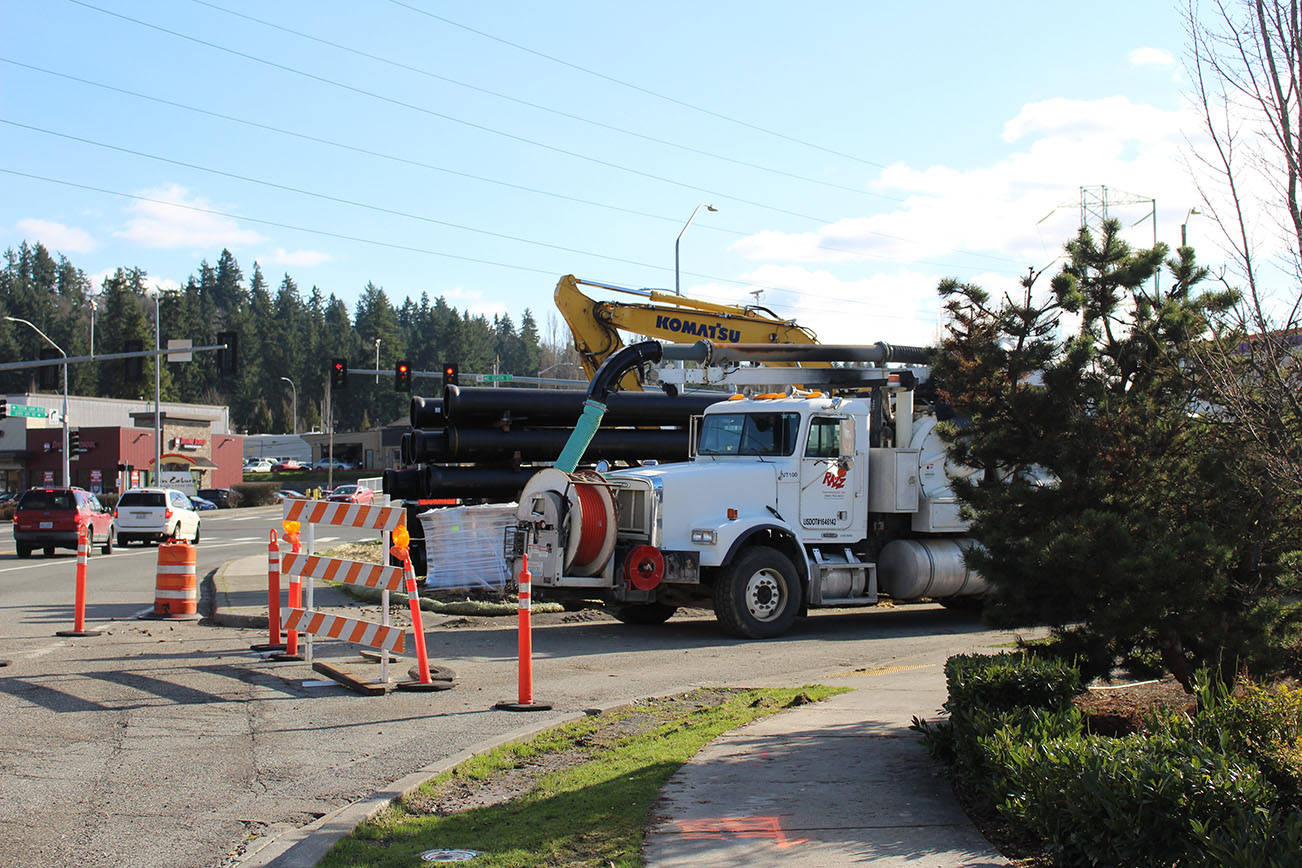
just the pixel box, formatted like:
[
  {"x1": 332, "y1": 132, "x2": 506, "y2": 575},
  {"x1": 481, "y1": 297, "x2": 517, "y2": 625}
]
[{"x1": 839, "y1": 417, "x2": 856, "y2": 456}]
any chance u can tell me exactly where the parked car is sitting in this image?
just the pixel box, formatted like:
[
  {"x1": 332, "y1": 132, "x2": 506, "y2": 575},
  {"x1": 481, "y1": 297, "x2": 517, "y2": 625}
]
[
  {"x1": 12, "y1": 487, "x2": 116, "y2": 557},
  {"x1": 242, "y1": 459, "x2": 273, "y2": 473},
  {"x1": 189, "y1": 495, "x2": 218, "y2": 511},
  {"x1": 326, "y1": 484, "x2": 374, "y2": 505},
  {"x1": 273, "y1": 489, "x2": 305, "y2": 503},
  {"x1": 197, "y1": 487, "x2": 242, "y2": 509},
  {"x1": 312, "y1": 458, "x2": 352, "y2": 471},
  {"x1": 271, "y1": 459, "x2": 305, "y2": 473},
  {"x1": 114, "y1": 488, "x2": 201, "y2": 545}
]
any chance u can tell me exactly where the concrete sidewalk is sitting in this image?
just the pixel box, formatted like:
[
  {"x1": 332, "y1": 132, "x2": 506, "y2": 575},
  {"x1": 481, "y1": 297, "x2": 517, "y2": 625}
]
[
  {"x1": 643, "y1": 666, "x2": 1009, "y2": 867},
  {"x1": 210, "y1": 554, "x2": 1009, "y2": 867}
]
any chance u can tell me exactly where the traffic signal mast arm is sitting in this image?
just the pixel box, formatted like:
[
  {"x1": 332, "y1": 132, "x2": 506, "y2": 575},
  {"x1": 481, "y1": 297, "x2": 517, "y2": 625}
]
[{"x1": 553, "y1": 274, "x2": 822, "y2": 392}]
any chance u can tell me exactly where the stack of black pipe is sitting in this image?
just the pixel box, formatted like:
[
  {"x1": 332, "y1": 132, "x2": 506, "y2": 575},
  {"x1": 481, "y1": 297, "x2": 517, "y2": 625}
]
[{"x1": 383, "y1": 385, "x2": 722, "y2": 503}]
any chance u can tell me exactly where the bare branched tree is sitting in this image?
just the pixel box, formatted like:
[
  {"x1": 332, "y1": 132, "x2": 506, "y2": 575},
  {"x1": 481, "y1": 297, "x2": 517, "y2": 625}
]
[{"x1": 1186, "y1": 0, "x2": 1302, "y2": 497}]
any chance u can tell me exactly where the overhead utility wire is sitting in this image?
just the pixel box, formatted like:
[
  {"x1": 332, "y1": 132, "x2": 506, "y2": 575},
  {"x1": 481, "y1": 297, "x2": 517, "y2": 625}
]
[
  {"x1": 0, "y1": 118, "x2": 679, "y2": 274},
  {"x1": 0, "y1": 168, "x2": 558, "y2": 278},
  {"x1": 0, "y1": 167, "x2": 925, "y2": 323},
  {"x1": 58, "y1": 4, "x2": 1020, "y2": 268},
  {"x1": 1, "y1": 58, "x2": 1018, "y2": 273},
  {"x1": 65, "y1": 0, "x2": 856, "y2": 226},
  {"x1": 386, "y1": 0, "x2": 887, "y2": 170},
  {"x1": 187, "y1": 0, "x2": 888, "y2": 200}
]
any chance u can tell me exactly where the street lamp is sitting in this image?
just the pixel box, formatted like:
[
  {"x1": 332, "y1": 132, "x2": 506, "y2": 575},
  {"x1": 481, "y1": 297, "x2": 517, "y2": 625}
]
[
  {"x1": 6, "y1": 316, "x2": 68, "y2": 487},
  {"x1": 675, "y1": 203, "x2": 717, "y2": 295},
  {"x1": 374, "y1": 337, "x2": 381, "y2": 385},
  {"x1": 280, "y1": 376, "x2": 297, "y2": 434},
  {"x1": 152, "y1": 289, "x2": 162, "y2": 484},
  {"x1": 1181, "y1": 208, "x2": 1202, "y2": 247}
]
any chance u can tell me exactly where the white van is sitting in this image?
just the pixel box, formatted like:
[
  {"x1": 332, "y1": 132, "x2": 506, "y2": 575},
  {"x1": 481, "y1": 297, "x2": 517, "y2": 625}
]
[{"x1": 115, "y1": 488, "x2": 202, "y2": 545}]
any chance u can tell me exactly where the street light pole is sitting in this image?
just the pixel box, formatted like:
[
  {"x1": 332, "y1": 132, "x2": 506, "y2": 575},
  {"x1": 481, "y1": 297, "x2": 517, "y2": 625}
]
[
  {"x1": 280, "y1": 376, "x2": 297, "y2": 434},
  {"x1": 153, "y1": 290, "x2": 162, "y2": 485},
  {"x1": 1181, "y1": 208, "x2": 1202, "y2": 247},
  {"x1": 675, "y1": 203, "x2": 717, "y2": 295},
  {"x1": 5, "y1": 316, "x2": 69, "y2": 487},
  {"x1": 374, "y1": 337, "x2": 381, "y2": 385}
]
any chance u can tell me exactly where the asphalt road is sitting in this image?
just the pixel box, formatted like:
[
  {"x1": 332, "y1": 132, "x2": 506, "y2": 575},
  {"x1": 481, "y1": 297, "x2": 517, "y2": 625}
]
[{"x1": 0, "y1": 507, "x2": 1020, "y2": 868}]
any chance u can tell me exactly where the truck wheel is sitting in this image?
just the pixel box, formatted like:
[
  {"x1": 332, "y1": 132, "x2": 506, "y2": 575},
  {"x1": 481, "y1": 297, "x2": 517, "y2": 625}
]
[
  {"x1": 16, "y1": 544, "x2": 31, "y2": 558},
  {"x1": 713, "y1": 546, "x2": 802, "y2": 638},
  {"x1": 609, "y1": 603, "x2": 678, "y2": 625}
]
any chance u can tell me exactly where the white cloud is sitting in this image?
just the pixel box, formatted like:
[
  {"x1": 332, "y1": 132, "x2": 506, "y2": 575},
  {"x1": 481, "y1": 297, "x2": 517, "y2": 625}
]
[
  {"x1": 267, "y1": 248, "x2": 332, "y2": 267},
  {"x1": 442, "y1": 286, "x2": 507, "y2": 319},
  {"x1": 726, "y1": 95, "x2": 1207, "y2": 346},
  {"x1": 15, "y1": 218, "x2": 97, "y2": 253},
  {"x1": 114, "y1": 184, "x2": 262, "y2": 249},
  {"x1": 1129, "y1": 46, "x2": 1175, "y2": 67},
  {"x1": 87, "y1": 267, "x2": 180, "y2": 296}
]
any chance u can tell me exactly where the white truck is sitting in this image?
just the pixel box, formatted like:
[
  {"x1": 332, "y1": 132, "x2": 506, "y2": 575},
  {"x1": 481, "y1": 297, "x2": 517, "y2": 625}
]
[{"x1": 509, "y1": 340, "x2": 987, "y2": 638}]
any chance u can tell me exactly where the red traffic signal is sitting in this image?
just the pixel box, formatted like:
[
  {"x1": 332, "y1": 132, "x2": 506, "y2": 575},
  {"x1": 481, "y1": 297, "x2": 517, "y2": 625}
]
[
  {"x1": 442, "y1": 362, "x2": 458, "y2": 387},
  {"x1": 395, "y1": 360, "x2": 412, "y2": 392},
  {"x1": 330, "y1": 358, "x2": 348, "y2": 389}
]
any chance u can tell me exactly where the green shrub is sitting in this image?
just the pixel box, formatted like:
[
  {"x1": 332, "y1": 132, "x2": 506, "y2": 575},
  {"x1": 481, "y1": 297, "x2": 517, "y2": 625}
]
[
  {"x1": 232, "y1": 482, "x2": 280, "y2": 507},
  {"x1": 997, "y1": 731, "x2": 1279, "y2": 868},
  {"x1": 1187, "y1": 807, "x2": 1302, "y2": 868},
  {"x1": 944, "y1": 652, "x2": 1083, "y2": 714},
  {"x1": 1153, "y1": 678, "x2": 1302, "y2": 810}
]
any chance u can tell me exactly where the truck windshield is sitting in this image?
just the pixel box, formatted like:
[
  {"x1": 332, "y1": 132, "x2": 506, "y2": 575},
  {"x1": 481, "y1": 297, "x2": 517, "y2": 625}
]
[{"x1": 698, "y1": 412, "x2": 801, "y2": 456}]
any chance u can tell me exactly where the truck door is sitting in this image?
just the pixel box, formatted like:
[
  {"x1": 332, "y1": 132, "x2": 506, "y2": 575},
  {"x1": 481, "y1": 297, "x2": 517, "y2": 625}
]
[{"x1": 799, "y1": 415, "x2": 856, "y2": 536}]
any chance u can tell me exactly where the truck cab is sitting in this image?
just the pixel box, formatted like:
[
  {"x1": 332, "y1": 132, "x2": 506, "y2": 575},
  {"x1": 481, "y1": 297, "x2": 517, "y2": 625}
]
[{"x1": 515, "y1": 388, "x2": 985, "y2": 639}]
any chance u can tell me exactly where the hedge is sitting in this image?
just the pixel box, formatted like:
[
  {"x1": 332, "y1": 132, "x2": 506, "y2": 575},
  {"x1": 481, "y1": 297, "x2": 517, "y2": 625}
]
[{"x1": 916, "y1": 653, "x2": 1302, "y2": 867}]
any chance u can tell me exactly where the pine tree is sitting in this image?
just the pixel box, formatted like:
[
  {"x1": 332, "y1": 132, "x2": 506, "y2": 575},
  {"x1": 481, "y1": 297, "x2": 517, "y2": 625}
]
[{"x1": 934, "y1": 221, "x2": 1296, "y2": 689}]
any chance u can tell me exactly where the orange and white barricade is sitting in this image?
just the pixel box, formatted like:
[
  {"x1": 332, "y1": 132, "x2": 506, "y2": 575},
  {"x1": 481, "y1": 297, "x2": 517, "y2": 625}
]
[
  {"x1": 141, "y1": 541, "x2": 201, "y2": 621},
  {"x1": 279, "y1": 498, "x2": 408, "y2": 688}
]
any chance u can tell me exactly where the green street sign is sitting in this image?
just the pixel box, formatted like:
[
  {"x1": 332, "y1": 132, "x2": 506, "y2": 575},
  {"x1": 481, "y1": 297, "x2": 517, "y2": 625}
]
[
  {"x1": 482, "y1": 374, "x2": 514, "y2": 382},
  {"x1": 8, "y1": 404, "x2": 49, "y2": 419}
]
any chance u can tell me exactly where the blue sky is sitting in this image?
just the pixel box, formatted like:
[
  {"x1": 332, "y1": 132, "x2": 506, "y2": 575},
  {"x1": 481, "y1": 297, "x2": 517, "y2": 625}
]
[{"x1": 1, "y1": 1, "x2": 1206, "y2": 350}]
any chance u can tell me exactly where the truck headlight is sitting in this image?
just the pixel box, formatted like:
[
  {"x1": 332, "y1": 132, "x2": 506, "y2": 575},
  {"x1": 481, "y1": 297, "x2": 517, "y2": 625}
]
[{"x1": 690, "y1": 529, "x2": 717, "y2": 545}]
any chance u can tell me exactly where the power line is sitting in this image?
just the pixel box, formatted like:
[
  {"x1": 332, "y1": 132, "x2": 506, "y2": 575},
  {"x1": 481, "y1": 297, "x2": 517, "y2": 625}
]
[
  {"x1": 386, "y1": 0, "x2": 889, "y2": 170},
  {"x1": 1, "y1": 56, "x2": 1020, "y2": 272},
  {"x1": 186, "y1": 0, "x2": 890, "y2": 200},
  {"x1": 0, "y1": 167, "x2": 939, "y2": 323},
  {"x1": 63, "y1": 0, "x2": 870, "y2": 224},
  {"x1": 0, "y1": 117, "x2": 687, "y2": 274}
]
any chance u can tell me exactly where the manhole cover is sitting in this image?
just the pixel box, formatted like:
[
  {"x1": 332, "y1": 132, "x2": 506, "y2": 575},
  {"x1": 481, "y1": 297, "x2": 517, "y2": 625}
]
[{"x1": 419, "y1": 849, "x2": 481, "y2": 863}]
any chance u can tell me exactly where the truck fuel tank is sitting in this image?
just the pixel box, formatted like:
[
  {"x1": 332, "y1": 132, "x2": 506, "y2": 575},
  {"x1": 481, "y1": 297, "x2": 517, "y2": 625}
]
[{"x1": 877, "y1": 538, "x2": 986, "y2": 600}]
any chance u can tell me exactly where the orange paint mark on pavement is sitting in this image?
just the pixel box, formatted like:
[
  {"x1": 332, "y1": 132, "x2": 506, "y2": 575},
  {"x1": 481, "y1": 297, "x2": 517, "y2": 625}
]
[{"x1": 674, "y1": 816, "x2": 808, "y2": 848}]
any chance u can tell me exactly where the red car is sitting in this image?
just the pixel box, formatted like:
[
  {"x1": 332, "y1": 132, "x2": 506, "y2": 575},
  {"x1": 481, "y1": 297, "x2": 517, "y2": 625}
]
[
  {"x1": 13, "y1": 487, "x2": 116, "y2": 557},
  {"x1": 326, "y1": 484, "x2": 375, "y2": 505}
]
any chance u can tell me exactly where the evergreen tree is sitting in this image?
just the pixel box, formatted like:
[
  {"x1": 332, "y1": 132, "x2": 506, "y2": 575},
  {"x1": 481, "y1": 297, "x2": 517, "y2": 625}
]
[{"x1": 934, "y1": 221, "x2": 1298, "y2": 689}]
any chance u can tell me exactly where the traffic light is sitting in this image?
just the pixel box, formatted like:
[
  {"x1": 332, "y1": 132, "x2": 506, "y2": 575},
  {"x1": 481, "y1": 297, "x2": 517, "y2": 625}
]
[
  {"x1": 125, "y1": 339, "x2": 143, "y2": 381},
  {"x1": 394, "y1": 360, "x2": 412, "y2": 392},
  {"x1": 0, "y1": 397, "x2": 6, "y2": 418},
  {"x1": 330, "y1": 358, "x2": 348, "y2": 389},
  {"x1": 442, "y1": 362, "x2": 458, "y2": 387},
  {"x1": 216, "y1": 330, "x2": 238, "y2": 375},
  {"x1": 68, "y1": 429, "x2": 80, "y2": 454}
]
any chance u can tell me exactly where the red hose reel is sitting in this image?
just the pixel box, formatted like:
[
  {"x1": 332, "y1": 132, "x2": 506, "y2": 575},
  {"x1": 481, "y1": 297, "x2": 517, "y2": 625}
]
[{"x1": 623, "y1": 545, "x2": 665, "y2": 590}]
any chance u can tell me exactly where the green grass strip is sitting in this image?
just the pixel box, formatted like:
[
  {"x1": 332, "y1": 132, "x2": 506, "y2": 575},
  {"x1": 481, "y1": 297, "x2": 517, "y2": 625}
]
[{"x1": 319, "y1": 685, "x2": 844, "y2": 868}]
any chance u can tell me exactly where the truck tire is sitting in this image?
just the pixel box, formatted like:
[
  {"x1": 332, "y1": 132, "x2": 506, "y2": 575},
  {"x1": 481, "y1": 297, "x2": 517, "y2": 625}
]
[
  {"x1": 609, "y1": 603, "x2": 677, "y2": 626},
  {"x1": 713, "y1": 546, "x2": 802, "y2": 639}
]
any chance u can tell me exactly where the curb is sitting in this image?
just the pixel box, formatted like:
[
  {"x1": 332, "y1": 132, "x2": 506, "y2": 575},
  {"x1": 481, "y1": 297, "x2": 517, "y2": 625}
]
[{"x1": 234, "y1": 700, "x2": 625, "y2": 868}]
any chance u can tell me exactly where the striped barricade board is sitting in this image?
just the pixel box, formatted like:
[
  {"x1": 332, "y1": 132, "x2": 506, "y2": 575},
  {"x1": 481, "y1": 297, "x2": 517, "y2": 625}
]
[
  {"x1": 281, "y1": 607, "x2": 406, "y2": 654},
  {"x1": 282, "y1": 552, "x2": 404, "y2": 591},
  {"x1": 282, "y1": 499, "x2": 405, "y2": 531}
]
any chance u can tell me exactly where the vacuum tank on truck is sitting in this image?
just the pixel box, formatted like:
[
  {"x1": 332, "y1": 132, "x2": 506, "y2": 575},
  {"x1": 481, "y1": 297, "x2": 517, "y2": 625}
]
[{"x1": 507, "y1": 339, "x2": 986, "y2": 638}]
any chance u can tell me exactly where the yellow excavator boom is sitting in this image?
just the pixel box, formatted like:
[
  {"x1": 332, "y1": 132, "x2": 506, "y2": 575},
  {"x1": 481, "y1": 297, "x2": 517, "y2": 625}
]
[{"x1": 554, "y1": 274, "x2": 821, "y2": 391}]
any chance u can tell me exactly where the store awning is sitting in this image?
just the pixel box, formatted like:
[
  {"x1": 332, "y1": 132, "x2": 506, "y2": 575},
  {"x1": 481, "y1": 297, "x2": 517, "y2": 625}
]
[{"x1": 148, "y1": 453, "x2": 218, "y2": 469}]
